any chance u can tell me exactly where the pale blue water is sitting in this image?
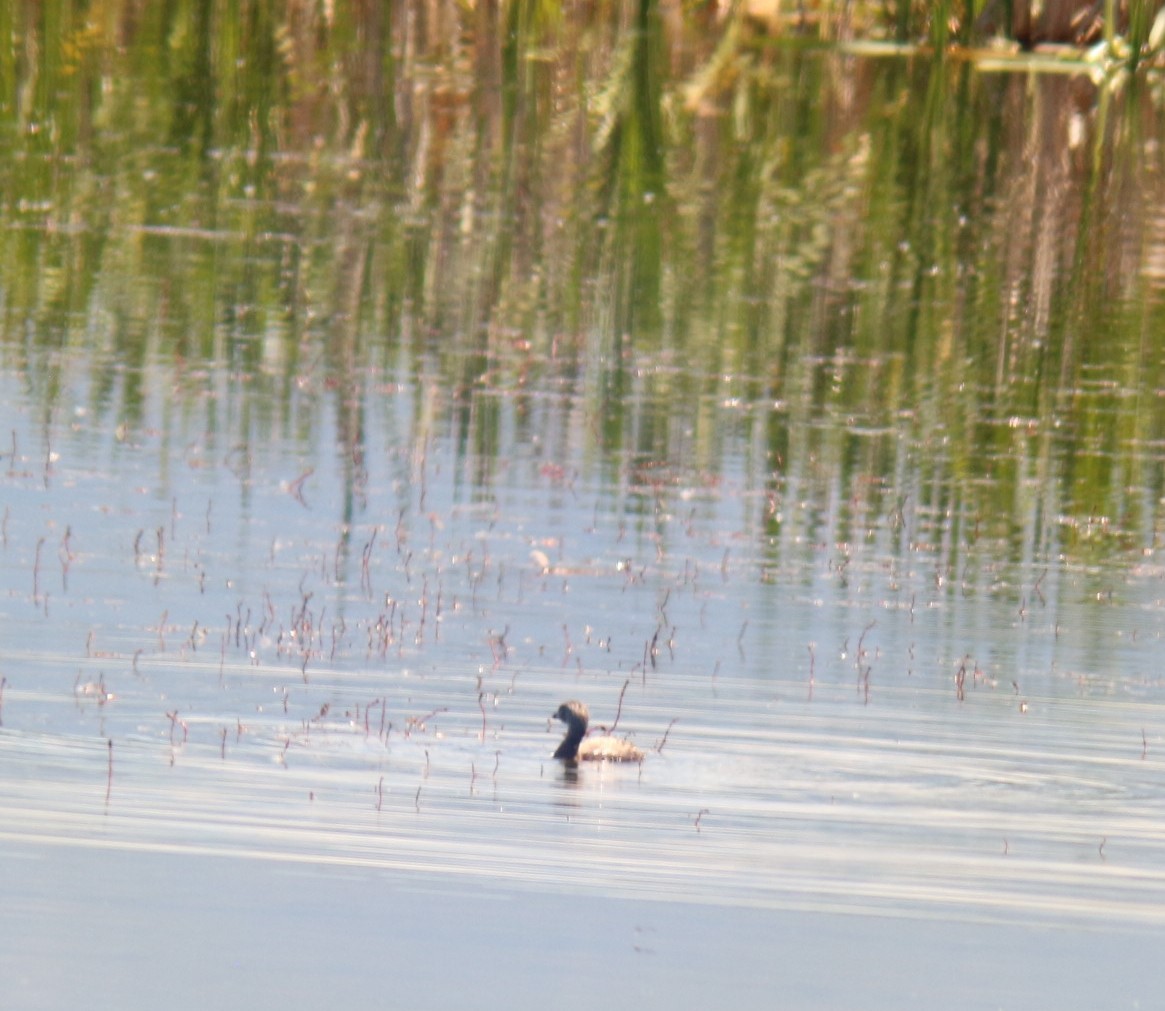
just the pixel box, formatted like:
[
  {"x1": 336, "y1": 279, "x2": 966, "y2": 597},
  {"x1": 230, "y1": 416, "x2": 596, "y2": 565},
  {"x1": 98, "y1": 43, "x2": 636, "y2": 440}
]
[
  {"x1": 1, "y1": 844, "x2": 1158, "y2": 1011},
  {"x1": 2, "y1": 353, "x2": 1165, "y2": 1007}
]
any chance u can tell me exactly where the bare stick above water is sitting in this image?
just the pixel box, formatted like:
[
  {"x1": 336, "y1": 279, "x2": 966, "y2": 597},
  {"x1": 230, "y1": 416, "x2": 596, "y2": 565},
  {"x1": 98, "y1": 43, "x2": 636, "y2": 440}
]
[
  {"x1": 32, "y1": 536, "x2": 44, "y2": 605},
  {"x1": 955, "y1": 656, "x2": 968, "y2": 702},
  {"x1": 105, "y1": 739, "x2": 113, "y2": 809},
  {"x1": 655, "y1": 717, "x2": 678, "y2": 754},
  {"x1": 609, "y1": 678, "x2": 631, "y2": 733},
  {"x1": 1032, "y1": 568, "x2": 1047, "y2": 606}
]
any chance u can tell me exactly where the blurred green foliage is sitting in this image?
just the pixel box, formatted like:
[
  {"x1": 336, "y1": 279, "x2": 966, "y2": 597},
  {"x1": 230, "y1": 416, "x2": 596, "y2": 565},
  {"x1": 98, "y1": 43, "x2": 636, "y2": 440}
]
[{"x1": 1, "y1": 0, "x2": 1164, "y2": 573}]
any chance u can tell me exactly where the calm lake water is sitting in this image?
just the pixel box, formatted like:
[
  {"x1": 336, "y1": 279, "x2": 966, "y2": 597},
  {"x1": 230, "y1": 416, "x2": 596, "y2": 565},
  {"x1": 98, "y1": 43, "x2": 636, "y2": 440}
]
[{"x1": 3, "y1": 4, "x2": 1165, "y2": 1007}]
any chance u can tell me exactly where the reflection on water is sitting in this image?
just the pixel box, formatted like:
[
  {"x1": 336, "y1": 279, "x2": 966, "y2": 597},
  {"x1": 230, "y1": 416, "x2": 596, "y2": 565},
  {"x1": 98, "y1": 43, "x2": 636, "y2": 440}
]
[
  {"x1": 2, "y1": 5, "x2": 1165, "y2": 1006},
  {"x1": 3, "y1": 672, "x2": 1165, "y2": 924},
  {"x1": 2, "y1": 347, "x2": 1165, "y2": 929}
]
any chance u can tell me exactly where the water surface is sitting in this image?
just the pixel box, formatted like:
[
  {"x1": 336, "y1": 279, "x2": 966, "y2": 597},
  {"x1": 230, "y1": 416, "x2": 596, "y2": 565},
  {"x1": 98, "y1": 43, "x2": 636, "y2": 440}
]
[{"x1": 3, "y1": 5, "x2": 1165, "y2": 1007}]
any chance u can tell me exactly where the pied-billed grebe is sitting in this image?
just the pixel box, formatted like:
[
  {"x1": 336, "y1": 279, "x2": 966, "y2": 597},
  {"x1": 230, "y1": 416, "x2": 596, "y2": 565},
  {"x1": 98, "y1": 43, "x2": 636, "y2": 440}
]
[{"x1": 552, "y1": 700, "x2": 645, "y2": 763}]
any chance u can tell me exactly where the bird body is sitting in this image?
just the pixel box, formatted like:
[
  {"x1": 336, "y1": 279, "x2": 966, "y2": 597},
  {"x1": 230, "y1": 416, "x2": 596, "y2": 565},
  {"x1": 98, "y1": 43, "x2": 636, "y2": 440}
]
[{"x1": 552, "y1": 700, "x2": 644, "y2": 763}]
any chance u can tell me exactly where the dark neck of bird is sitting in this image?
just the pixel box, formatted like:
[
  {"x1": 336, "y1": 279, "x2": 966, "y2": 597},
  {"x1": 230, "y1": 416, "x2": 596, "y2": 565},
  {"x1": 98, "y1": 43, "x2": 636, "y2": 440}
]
[{"x1": 554, "y1": 719, "x2": 586, "y2": 760}]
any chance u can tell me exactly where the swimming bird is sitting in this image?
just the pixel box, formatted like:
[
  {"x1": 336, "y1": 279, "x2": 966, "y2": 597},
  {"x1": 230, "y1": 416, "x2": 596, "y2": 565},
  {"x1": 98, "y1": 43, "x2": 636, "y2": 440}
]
[{"x1": 552, "y1": 700, "x2": 644, "y2": 763}]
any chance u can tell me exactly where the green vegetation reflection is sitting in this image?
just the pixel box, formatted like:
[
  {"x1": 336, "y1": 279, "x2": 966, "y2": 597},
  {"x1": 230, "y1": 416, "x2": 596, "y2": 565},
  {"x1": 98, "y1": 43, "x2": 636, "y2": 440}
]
[{"x1": 1, "y1": 1, "x2": 1164, "y2": 575}]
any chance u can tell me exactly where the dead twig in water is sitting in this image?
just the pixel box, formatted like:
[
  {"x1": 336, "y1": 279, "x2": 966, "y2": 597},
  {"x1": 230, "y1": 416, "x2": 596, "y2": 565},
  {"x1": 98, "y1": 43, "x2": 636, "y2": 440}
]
[
  {"x1": 855, "y1": 621, "x2": 876, "y2": 697},
  {"x1": 489, "y1": 626, "x2": 509, "y2": 668},
  {"x1": 153, "y1": 526, "x2": 165, "y2": 586},
  {"x1": 856, "y1": 621, "x2": 876, "y2": 657},
  {"x1": 288, "y1": 468, "x2": 314, "y2": 508},
  {"x1": 1032, "y1": 568, "x2": 1047, "y2": 606},
  {"x1": 166, "y1": 710, "x2": 188, "y2": 746},
  {"x1": 32, "y1": 536, "x2": 44, "y2": 605},
  {"x1": 655, "y1": 718, "x2": 678, "y2": 754},
  {"x1": 59, "y1": 526, "x2": 74, "y2": 592},
  {"x1": 609, "y1": 678, "x2": 631, "y2": 734},
  {"x1": 405, "y1": 707, "x2": 447, "y2": 737},
  {"x1": 105, "y1": 739, "x2": 113, "y2": 809},
  {"x1": 360, "y1": 528, "x2": 377, "y2": 598}
]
